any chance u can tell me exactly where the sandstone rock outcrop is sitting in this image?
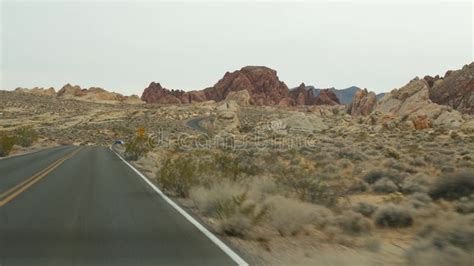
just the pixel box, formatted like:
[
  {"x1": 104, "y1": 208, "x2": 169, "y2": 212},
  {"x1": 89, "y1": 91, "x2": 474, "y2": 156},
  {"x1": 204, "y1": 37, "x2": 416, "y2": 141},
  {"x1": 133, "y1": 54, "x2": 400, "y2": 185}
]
[
  {"x1": 56, "y1": 84, "x2": 143, "y2": 103},
  {"x1": 349, "y1": 88, "x2": 377, "y2": 116},
  {"x1": 57, "y1": 84, "x2": 85, "y2": 98},
  {"x1": 428, "y1": 62, "x2": 473, "y2": 114},
  {"x1": 313, "y1": 89, "x2": 340, "y2": 105},
  {"x1": 225, "y1": 89, "x2": 251, "y2": 106},
  {"x1": 213, "y1": 101, "x2": 240, "y2": 132},
  {"x1": 280, "y1": 112, "x2": 328, "y2": 132},
  {"x1": 15, "y1": 87, "x2": 56, "y2": 96},
  {"x1": 375, "y1": 77, "x2": 464, "y2": 129}
]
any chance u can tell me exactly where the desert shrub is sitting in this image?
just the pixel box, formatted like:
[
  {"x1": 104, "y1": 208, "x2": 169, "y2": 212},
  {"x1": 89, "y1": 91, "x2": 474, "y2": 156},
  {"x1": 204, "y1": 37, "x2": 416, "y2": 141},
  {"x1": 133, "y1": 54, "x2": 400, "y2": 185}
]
[
  {"x1": 409, "y1": 158, "x2": 426, "y2": 167},
  {"x1": 401, "y1": 174, "x2": 431, "y2": 194},
  {"x1": 373, "y1": 177, "x2": 399, "y2": 193},
  {"x1": 408, "y1": 192, "x2": 433, "y2": 210},
  {"x1": 352, "y1": 202, "x2": 378, "y2": 217},
  {"x1": 278, "y1": 168, "x2": 347, "y2": 206},
  {"x1": 190, "y1": 182, "x2": 269, "y2": 237},
  {"x1": 348, "y1": 180, "x2": 369, "y2": 193},
  {"x1": 266, "y1": 195, "x2": 332, "y2": 236},
  {"x1": 14, "y1": 126, "x2": 38, "y2": 147},
  {"x1": 247, "y1": 176, "x2": 278, "y2": 201},
  {"x1": 409, "y1": 192, "x2": 432, "y2": 204},
  {"x1": 333, "y1": 210, "x2": 373, "y2": 235},
  {"x1": 336, "y1": 149, "x2": 364, "y2": 161},
  {"x1": 191, "y1": 181, "x2": 246, "y2": 216},
  {"x1": 124, "y1": 135, "x2": 150, "y2": 161},
  {"x1": 0, "y1": 132, "x2": 16, "y2": 157},
  {"x1": 455, "y1": 197, "x2": 474, "y2": 214},
  {"x1": 406, "y1": 214, "x2": 474, "y2": 266},
  {"x1": 429, "y1": 171, "x2": 474, "y2": 200},
  {"x1": 157, "y1": 156, "x2": 201, "y2": 197},
  {"x1": 373, "y1": 204, "x2": 413, "y2": 228},
  {"x1": 363, "y1": 169, "x2": 402, "y2": 184},
  {"x1": 384, "y1": 147, "x2": 400, "y2": 159},
  {"x1": 213, "y1": 151, "x2": 260, "y2": 180}
]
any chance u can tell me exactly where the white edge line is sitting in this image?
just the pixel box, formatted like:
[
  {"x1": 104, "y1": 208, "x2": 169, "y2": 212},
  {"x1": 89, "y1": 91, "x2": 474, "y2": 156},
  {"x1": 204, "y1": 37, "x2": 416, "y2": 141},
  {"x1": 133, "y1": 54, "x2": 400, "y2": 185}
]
[{"x1": 110, "y1": 147, "x2": 249, "y2": 266}]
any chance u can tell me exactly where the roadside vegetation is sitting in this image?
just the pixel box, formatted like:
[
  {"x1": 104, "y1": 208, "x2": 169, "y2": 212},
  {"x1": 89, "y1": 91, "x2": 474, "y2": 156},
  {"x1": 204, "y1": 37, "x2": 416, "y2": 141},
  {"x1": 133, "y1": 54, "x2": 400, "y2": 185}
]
[
  {"x1": 135, "y1": 120, "x2": 474, "y2": 265},
  {"x1": 0, "y1": 126, "x2": 39, "y2": 157}
]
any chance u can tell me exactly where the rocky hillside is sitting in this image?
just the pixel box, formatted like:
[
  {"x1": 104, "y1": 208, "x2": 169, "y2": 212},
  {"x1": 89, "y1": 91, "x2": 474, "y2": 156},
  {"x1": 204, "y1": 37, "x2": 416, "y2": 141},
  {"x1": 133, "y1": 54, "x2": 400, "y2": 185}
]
[
  {"x1": 15, "y1": 87, "x2": 56, "y2": 96},
  {"x1": 141, "y1": 66, "x2": 341, "y2": 106},
  {"x1": 15, "y1": 84, "x2": 143, "y2": 104},
  {"x1": 373, "y1": 77, "x2": 464, "y2": 129},
  {"x1": 426, "y1": 62, "x2": 473, "y2": 114}
]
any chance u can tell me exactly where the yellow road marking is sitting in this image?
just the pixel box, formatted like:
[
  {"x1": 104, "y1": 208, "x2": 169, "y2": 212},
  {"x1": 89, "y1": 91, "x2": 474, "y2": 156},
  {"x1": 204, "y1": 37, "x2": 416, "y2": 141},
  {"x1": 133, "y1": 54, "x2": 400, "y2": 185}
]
[
  {"x1": 0, "y1": 155, "x2": 65, "y2": 198},
  {"x1": 0, "y1": 148, "x2": 82, "y2": 207}
]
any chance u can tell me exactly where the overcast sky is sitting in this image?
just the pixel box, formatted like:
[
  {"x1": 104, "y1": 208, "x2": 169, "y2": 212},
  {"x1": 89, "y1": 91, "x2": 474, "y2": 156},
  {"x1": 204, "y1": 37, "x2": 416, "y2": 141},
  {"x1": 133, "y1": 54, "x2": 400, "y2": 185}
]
[{"x1": 1, "y1": 1, "x2": 472, "y2": 95}]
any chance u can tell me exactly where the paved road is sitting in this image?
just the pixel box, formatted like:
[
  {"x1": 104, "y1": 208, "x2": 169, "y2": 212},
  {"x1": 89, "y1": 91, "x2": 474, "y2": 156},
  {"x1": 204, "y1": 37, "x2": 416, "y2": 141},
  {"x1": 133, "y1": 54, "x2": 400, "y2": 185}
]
[
  {"x1": 0, "y1": 146, "x2": 244, "y2": 266},
  {"x1": 185, "y1": 117, "x2": 209, "y2": 133}
]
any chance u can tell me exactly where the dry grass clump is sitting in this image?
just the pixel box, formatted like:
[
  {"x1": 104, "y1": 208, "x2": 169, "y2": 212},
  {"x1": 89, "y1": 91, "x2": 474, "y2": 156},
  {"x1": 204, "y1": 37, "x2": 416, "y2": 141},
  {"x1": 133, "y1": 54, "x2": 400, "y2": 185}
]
[
  {"x1": 333, "y1": 210, "x2": 373, "y2": 235},
  {"x1": 373, "y1": 203, "x2": 413, "y2": 228},
  {"x1": 373, "y1": 177, "x2": 398, "y2": 193},
  {"x1": 401, "y1": 174, "x2": 431, "y2": 194},
  {"x1": 362, "y1": 168, "x2": 401, "y2": 184},
  {"x1": 406, "y1": 214, "x2": 474, "y2": 266},
  {"x1": 266, "y1": 195, "x2": 332, "y2": 236},
  {"x1": 428, "y1": 170, "x2": 474, "y2": 201},
  {"x1": 455, "y1": 197, "x2": 474, "y2": 214},
  {"x1": 278, "y1": 168, "x2": 346, "y2": 206},
  {"x1": 190, "y1": 181, "x2": 269, "y2": 238},
  {"x1": 352, "y1": 202, "x2": 378, "y2": 217}
]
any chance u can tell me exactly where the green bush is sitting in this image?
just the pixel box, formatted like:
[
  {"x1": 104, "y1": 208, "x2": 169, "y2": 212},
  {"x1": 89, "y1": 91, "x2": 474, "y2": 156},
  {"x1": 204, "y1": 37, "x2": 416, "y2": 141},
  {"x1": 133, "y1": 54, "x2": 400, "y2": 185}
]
[
  {"x1": 213, "y1": 151, "x2": 260, "y2": 180},
  {"x1": 14, "y1": 126, "x2": 38, "y2": 147},
  {"x1": 157, "y1": 156, "x2": 200, "y2": 197},
  {"x1": 124, "y1": 135, "x2": 150, "y2": 161},
  {"x1": 0, "y1": 133, "x2": 16, "y2": 157}
]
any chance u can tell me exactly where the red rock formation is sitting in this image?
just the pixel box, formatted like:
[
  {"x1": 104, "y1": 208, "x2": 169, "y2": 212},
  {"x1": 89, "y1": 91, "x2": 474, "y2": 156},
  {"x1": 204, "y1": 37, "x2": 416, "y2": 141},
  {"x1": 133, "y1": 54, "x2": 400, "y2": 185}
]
[
  {"x1": 203, "y1": 66, "x2": 290, "y2": 105},
  {"x1": 140, "y1": 66, "x2": 341, "y2": 106},
  {"x1": 423, "y1": 75, "x2": 440, "y2": 88},
  {"x1": 412, "y1": 115, "x2": 432, "y2": 130},
  {"x1": 140, "y1": 82, "x2": 187, "y2": 104},
  {"x1": 349, "y1": 88, "x2": 377, "y2": 116},
  {"x1": 429, "y1": 63, "x2": 474, "y2": 114},
  {"x1": 314, "y1": 89, "x2": 340, "y2": 105},
  {"x1": 289, "y1": 83, "x2": 314, "y2": 105}
]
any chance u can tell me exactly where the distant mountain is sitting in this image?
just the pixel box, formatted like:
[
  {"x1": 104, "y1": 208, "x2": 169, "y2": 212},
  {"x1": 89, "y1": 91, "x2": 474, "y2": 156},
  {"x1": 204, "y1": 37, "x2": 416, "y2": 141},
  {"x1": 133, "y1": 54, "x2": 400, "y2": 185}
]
[
  {"x1": 376, "y1": 93, "x2": 386, "y2": 100},
  {"x1": 291, "y1": 85, "x2": 385, "y2": 104}
]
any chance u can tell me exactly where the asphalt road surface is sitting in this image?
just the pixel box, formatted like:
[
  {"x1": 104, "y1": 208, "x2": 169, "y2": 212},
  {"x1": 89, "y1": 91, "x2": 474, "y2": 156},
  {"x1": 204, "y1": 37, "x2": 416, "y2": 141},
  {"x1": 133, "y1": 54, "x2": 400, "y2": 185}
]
[
  {"x1": 185, "y1": 117, "x2": 209, "y2": 133},
  {"x1": 0, "y1": 146, "x2": 245, "y2": 266}
]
